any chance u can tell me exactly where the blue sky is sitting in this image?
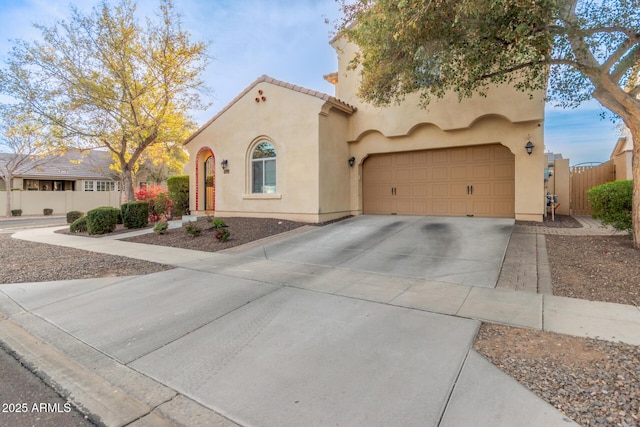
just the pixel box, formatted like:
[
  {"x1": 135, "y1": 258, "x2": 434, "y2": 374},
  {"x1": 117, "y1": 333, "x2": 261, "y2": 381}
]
[{"x1": 0, "y1": 0, "x2": 622, "y2": 165}]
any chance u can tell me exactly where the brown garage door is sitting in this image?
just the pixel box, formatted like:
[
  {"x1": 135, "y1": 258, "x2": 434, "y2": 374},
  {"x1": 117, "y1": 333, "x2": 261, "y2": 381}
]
[{"x1": 362, "y1": 144, "x2": 514, "y2": 217}]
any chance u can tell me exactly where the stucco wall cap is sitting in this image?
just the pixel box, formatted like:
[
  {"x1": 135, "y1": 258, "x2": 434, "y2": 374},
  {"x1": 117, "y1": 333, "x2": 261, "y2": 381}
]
[{"x1": 183, "y1": 75, "x2": 356, "y2": 146}]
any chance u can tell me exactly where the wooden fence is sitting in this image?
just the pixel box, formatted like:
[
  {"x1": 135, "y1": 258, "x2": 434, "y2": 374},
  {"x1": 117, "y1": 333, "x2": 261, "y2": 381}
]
[{"x1": 570, "y1": 160, "x2": 616, "y2": 215}]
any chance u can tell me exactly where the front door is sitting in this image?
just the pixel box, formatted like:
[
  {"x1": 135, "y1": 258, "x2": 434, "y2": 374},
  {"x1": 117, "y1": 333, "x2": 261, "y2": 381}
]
[{"x1": 204, "y1": 154, "x2": 215, "y2": 211}]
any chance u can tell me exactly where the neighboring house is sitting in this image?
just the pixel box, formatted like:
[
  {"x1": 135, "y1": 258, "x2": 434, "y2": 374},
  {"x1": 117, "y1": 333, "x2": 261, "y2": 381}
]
[
  {"x1": 610, "y1": 129, "x2": 633, "y2": 181},
  {"x1": 184, "y1": 38, "x2": 546, "y2": 223},
  {"x1": 0, "y1": 149, "x2": 119, "y2": 192}
]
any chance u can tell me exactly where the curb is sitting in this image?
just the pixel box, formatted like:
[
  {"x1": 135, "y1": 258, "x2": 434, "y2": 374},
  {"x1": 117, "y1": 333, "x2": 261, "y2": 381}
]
[{"x1": 0, "y1": 293, "x2": 240, "y2": 427}]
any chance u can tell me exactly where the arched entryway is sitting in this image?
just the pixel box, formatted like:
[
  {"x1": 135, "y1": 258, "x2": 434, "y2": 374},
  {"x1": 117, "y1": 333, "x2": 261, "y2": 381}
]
[{"x1": 196, "y1": 147, "x2": 215, "y2": 212}]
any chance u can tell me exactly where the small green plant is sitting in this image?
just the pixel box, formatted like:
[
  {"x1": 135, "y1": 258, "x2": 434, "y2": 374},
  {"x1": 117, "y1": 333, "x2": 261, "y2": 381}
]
[
  {"x1": 211, "y1": 218, "x2": 227, "y2": 228},
  {"x1": 588, "y1": 180, "x2": 632, "y2": 234},
  {"x1": 184, "y1": 222, "x2": 202, "y2": 237},
  {"x1": 211, "y1": 218, "x2": 230, "y2": 242},
  {"x1": 66, "y1": 211, "x2": 84, "y2": 224},
  {"x1": 11, "y1": 209, "x2": 22, "y2": 217},
  {"x1": 153, "y1": 221, "x2": 169, "y2": 234},
  {"x1": 215, "y1": 228, "x2": 230, "y2": 242},
  {"x1": 43, "y1": 208, "x2": 53, "y2": 216},
  {"x1": 70, "y1": 216, "x2": 88, "y2": 233}
]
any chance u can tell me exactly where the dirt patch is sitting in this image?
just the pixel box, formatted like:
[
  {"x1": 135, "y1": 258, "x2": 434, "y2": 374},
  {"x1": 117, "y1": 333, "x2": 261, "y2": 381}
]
[
  {"x1": 121, "y1": 217, "x2": 315, "y2": 251},
  {"x1": 547, "y1": 234, "x2": 640, "y2": 306},
  {"x1": 475, "y1": 324, "x2": 640, "y2": 427},
  {"x1": 517, "y1": 214, "x2": 583, "y2": 228}
]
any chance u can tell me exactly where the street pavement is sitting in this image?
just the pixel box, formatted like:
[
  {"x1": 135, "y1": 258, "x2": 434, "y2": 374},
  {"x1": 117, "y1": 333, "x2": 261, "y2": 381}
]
[{"x1": 1, "y1": 215, "x2": 638, "y2": 426}]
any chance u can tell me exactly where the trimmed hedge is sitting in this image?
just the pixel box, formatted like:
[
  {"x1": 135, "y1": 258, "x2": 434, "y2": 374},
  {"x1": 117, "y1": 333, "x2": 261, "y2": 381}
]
[
  {"x1": 70, "y1": 216, "x2": 88, "y2": 233},
  {"x1": 11, "y1": 209, "x2": 22, "y2": 217},
  {"x1": 43, "y1": 208, "x2": 53, "y2": 216},
  {"x1": 588, "y1": 180, "x2": 633, "y2": 233},
  {"x1": 167, "y1": 175, "x2": 189, "y2": 217},
  {"x1": 86, "y1": 206, "x2": 120, "y2": 235},
  {"x1": 121, "y1": 201, "x2": 149, "y2": 229},
  {"x1": 66, "y1": 211, "x2": 84, "y2": 224}
]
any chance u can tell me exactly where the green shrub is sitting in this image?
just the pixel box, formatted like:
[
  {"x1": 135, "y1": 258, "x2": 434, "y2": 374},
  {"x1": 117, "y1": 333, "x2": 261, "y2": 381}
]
[
  {"x1": 121, "y1": 201, "x2": 149, "y2": 229},
  {"x1": 11, "y1": 209, "x2": 22, "y2": 216},
  {"x1": 211, "y1": 218, "x2": 230, "y2": 242},
  {"x1": 211, "y1": 218, "x2": 227, "y2": 228},
  {"x1": 43, "y1": 208, "x2": 53, "y2": 216},
  {"x1": 215, "y1": 228, "x2": 230, "y2": 242},
  {"x1": 66, "y1": 211, "x2": 84, "y2": 224},
  {"x1": 70, "y1": 216, "x2": 88, "y2": 233},
  {"x1": 153, "y1": 221, "x2": 169, "y2": 234},
  {"x1": 588, "y1": 180, "x2": 633, "y2": 233},
  {"x1": 184, "y1": 222, "x2": 202, "y2": 237},
  {"x1": 152, "y1": 191, "x2": 172, "y2": 221},
  {"x1": 167, "y1": 175, "x2": 189, "y2": 217},
  {"x1": 86, "y1": 206, "x2": 120, "y2": 235}
]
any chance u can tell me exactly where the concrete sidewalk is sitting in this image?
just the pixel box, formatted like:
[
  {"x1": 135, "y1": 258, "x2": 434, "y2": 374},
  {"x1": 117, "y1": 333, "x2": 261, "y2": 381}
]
[{"x1": 1, "y1": 219, "x2": 639, "y2": 426}]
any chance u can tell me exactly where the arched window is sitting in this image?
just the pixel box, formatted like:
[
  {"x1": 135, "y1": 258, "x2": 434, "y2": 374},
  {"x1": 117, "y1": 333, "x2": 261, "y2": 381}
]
[{"x1": 251, "y1": 141, "x2": 276, "y2": 193}]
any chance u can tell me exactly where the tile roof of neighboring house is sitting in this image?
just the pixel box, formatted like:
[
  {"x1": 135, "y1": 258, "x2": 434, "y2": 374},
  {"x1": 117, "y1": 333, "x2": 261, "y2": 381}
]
[
  {"x1": 0, "y1": 150, "x2": 116, "y2": 180},
  {"x1": 183, "y1": 75, "x2": 356, "y2": 146}
]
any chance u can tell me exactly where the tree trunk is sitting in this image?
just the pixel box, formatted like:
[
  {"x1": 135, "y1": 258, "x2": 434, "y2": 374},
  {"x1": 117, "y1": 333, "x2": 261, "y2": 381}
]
[
  {"x1": 121, "y1": 164, "x2": 136, "y2": 203},
  {"x1": 630, "y1": 124, "x2": 640, "y2": 249}
]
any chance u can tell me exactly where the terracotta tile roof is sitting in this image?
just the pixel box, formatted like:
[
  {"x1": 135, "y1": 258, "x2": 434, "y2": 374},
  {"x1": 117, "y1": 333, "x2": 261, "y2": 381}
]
[{"x1": 183, "y1": 75, "x2": 356, "y2": 146}]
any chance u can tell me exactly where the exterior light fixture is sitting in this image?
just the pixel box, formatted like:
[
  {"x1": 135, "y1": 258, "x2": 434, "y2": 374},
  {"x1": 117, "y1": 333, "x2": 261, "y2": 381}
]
[
  {"x1": 348, "y1": 156, "x2": 356, "y2": 167},
  {"x1": 221, "y1": 159, "x2": 228, "y2": 169},
  {"x1": 525, "y1": 141, "x2": 534, "y2": 155}
]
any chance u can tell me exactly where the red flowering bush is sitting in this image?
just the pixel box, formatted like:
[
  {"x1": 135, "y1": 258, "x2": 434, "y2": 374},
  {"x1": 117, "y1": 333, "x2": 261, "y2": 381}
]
[{"x1": 134, "y1": 185, "x2": 173, "y2": 222}]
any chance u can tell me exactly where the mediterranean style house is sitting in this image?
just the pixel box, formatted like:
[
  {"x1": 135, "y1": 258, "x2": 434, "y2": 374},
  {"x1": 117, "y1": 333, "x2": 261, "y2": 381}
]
[{"x1": 184, "y1": 37, "x2": 546, "y2": 223}]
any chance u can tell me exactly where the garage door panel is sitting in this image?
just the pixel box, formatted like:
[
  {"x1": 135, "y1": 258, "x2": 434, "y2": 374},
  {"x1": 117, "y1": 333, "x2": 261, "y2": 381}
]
[
  {"x1": 450, "y1": 183, "x2": 469, "y2": 197},
  {"x1": 493, "y1": 200, "x2": 515, "y2": 217},
  {"x1": 447, "y1": 200, "x2": 469, "y2": 216},
  {"x1": 431, "y1": 150, "x2": 448, "y2": 164},
  {"x1": 494, "y1": 164, "x2": 514, "y2": 179},
  {"x1": 494, "y1": 146, "x2": 514, "y2": 159},
  {"x1": 470, "y1": 182, "x2": 491, "y2": 197},
  {"x1": 363, "y1": 144, "x2": 514, "y2": 217},
  {"x1": 449, "y1": 148, "x2": 468, "y2": 163},
  {"x1": 432, "y1": 167, "x2": 448, "y2": 180},
  {"x1": 450, "y1": 166, "x2": 468, "y2": 180},
  {"x1": 432, "y1": 183, "x2": 450, "y2": 197},
  {"x1": 472, "y1": 164, "x2": 492, "y2": 179},
  {"x1": 472, "y1": 146, "x2": 492, "y2": 161}
]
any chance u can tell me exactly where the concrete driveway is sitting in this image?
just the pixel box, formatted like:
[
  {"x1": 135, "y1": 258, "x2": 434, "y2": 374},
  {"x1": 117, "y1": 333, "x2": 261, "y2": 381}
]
[
  {"x1": 236, "y1": 215, "x2": 514, "y2": 287},
  {"x1": 1, "y1": 216, "x2": 576, "y2": 426}
]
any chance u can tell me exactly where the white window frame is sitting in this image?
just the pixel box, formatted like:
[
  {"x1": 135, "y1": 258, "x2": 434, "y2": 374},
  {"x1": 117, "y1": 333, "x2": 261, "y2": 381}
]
[
  {"x1": 251, "y1": 141, "x2": 277, "y2": 194},
  {"x1": 84, "y1": 180, "x2": 119, "y2": 192}
]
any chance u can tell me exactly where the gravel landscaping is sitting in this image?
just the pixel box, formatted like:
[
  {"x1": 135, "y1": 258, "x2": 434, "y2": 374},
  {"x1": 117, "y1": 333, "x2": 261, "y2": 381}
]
[{"x1": 2, "y1": 215, "x2": 639, "y2": 426}]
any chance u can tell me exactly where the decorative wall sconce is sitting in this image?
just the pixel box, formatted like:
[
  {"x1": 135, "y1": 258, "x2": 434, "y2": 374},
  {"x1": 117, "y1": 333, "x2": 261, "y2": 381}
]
[
  {"x1": 525, "y1": 141, "x2": 534, "y2": 155},
  {"x1": 221, "y1": 159, "x2": 228, "y2": 169},
  {"x1": 348, "y1": 156, "x2": 356, "y2": 167}
]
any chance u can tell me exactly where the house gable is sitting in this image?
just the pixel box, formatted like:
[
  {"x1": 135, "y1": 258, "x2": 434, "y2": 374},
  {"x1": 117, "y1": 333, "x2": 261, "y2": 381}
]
[{"x1": 183, "y1": 75, "x2": 355, "y2": 146}]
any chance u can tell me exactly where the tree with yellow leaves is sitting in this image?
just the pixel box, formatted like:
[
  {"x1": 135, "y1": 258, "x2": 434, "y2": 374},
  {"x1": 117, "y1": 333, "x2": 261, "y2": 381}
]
[{"x1": 0, "y1": 0, "x2": 209, "y2": 202}]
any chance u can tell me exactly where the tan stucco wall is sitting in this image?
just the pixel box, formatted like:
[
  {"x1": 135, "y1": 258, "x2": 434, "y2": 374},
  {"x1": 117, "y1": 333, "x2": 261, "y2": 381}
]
[
  {"x1": 332, "y1": 38, "x2": 546, "y2": 221},
  {"x1": 185, "y1": 81, "x2": 329, "y2": 222},
  {"x1": 612, "y1": 151, "x2": 633, "y2": 180},
  {"x1": 0, "y1": 190, "x2": 121, "y2": 216},
  {"x1": 318, "y1": 109, "x2": 353, "y2": 221}
]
